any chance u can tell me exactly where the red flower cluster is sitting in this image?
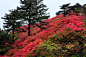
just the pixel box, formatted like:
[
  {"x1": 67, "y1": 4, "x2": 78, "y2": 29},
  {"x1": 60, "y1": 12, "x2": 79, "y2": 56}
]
[{"x1": 1, "y1": 13, "x2": 86, "y2": 57}]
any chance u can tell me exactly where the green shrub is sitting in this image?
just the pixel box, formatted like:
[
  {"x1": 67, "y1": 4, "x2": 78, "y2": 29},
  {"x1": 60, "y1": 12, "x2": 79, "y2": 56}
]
[
  {"x1": 27, "y1": 40, "x2": 63, "y2": 57},
  {"x1": 0, "y1": 28, "x2": 16, "y2": 55},
  {"x1": 27, "y1": 28, "x2": 85, "y2": 57}
]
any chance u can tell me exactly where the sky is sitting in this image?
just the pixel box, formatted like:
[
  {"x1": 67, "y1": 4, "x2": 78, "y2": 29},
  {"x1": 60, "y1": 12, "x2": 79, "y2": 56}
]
[{"x1": 0, "y1": 0, "x2": 86, "y2": 30}]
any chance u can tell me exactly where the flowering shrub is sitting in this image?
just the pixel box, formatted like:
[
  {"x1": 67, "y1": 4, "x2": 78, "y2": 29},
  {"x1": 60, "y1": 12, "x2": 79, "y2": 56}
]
[
  {"x1": 27, "y1": 40, "x2": 63, "y2": 57},
  {"x1": 1, "y1": 13, "x2": 86, "y2": 57}
]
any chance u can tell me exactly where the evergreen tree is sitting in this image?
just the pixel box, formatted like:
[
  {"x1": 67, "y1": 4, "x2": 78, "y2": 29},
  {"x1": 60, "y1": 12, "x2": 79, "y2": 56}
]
[
  {"x1": 68, "y1": 5, "x2": 76, "y2": 14},
  {"x1": 83, "y1": 4, "x2": 86, "y2": 15},
  {"x1": 1, "y1": 9, "x2": 22, "y2": 39},
  {"x1": 74, "y1": 3, "x2": 82, "y2": 13},
  {"x1": 0, "y1": 28, "x2": 16, "y2": 55},
  {"x1": 60, "y1": 3, "x2": 70, "y2": 17},
  {"x1": 56, "y1": 3, "x2": 70, "y2": 17},
  {"x1": 56, "y1": 11, "x2": 64, "y2": 15},
  {"x1": 19, "y1": 0, "x2": 50, "y2": 36}
]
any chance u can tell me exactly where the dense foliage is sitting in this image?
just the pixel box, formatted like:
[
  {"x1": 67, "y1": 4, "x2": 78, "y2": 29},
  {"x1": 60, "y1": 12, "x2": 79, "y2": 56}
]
[
  {"x1": 56, "y1": 3, "x2": 86, "y2": 17},
  {"x1": 0, "y1": 28, "x2": 17, "y2": 55},
  {"x1": 1, "y1": 9, "x2": 22, "y2": 39},
  {"x1": 18, "y1": 0, "x2": 50, "y2": 36},
  {"x1": 57, "y1": 3, "x2": 70, "y2": 17},
  {"x1": 0, "y1": 13, "x2": 86, "y2": 57},
  {"x1": 1, "y1": 1, "x2": 86, "y2": 57}
]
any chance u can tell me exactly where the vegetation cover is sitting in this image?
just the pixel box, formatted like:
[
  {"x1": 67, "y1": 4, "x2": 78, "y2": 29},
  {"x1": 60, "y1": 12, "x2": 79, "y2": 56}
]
[{"x1": 0, "y1": 13, "x2": 86, "y2": 57}]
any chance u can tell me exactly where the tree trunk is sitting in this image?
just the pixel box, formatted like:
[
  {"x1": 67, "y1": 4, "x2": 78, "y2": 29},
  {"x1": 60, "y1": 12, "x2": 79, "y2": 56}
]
[
  {"x1": 64, "y1": 9, "x2": 65, "y2": 17},
  {"x1": 28, "y1": 16, "x2": 30, "y2": 36},
  {"x1": 73, "y1": 10, "x2": 74, "y2": 15},
  {"x1": 13, "y1": 25, "x2": 14, "y2": 38}
]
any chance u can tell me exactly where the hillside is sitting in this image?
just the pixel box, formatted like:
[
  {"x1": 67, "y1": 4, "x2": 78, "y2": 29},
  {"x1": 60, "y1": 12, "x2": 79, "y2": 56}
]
[{"x1": 1, "y1": 13, "x2": 86, "y2": 57}]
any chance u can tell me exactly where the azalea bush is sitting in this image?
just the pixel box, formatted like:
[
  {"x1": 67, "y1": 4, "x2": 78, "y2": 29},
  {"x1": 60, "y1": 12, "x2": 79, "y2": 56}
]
[
  {"x1": 0, "y1": 13, "x2": 86, "y2": 57},
  {"x1": 27, "y1": 40, "x2": 63, "y2": 57},
  {"x1": 55, "y1": 28, "x2": 84, "y2": 44},
  {"x1": 27, "y1": 28, "x2": 85, "y2": 57}
]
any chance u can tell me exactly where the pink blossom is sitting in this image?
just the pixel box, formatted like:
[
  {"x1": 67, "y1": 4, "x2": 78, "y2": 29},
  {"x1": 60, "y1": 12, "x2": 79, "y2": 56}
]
[
  {"x1": 59, "y1": 56, "x2": 61, "y2": 57},
  {"x1": 71, "y1": 44, "x2": 74, "y2": 47},
  {"x1": 49, "y1": 35, "x2": 52, "y2": 38},
  {"x1": 25, "y1": 25, "x2": 28, "y2": 28},
  {"x1": 6, "y1": 42, "x2": 9, "y2": 45}
]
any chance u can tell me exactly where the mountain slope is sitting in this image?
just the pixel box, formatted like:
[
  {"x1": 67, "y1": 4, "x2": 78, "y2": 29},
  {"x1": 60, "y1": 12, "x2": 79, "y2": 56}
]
[{"x1": 1, "y1": 13, "x2": 86, "y2": 57}]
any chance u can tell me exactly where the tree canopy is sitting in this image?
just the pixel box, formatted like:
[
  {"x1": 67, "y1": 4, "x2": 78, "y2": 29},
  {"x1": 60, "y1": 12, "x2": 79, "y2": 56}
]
[{"x1": 18, "y1": 0, "x2": 50, "y2": 36}]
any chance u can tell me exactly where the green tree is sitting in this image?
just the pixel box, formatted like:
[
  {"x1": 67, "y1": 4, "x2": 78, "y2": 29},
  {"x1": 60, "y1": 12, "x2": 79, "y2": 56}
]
[
  {"x1": 56, "y1": 11, "x2": 64, "y2": 15},
  {"x1": 56, "y1": 3, "x2": 70, "y2": 17},
  {"x1": 74, "y1": 3, "x2": 82, "y2": 13},
  {"x1": 18, "y1": 0, "x2": 50, "y2": 36},
  {"x1": 0, "y1": 28, "x2": 16, "y2": 55},
  {"x1": 83, "y1": 4, "x2": 86, "y2": 16},
  {"x1": 68, "y1": 5, "x2": 76, "y2": 14},
  {"x1": 1, "y1": 9, "x2": 22, "y2": 39},
  {"x1": 74, "y1": 3, "x2": 86, "y2": 16}
]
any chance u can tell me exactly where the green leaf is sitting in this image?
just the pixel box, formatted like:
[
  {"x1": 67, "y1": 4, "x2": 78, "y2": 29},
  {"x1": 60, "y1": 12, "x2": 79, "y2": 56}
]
[
  {"x1": 54, "y1": 44, "x2": 57, "y2": 47},
  {"x1": 51, "y1": 44, "x2": 54, "y2": 46},
  {"x1": 53, "y1": 18, "x2": 59, "y2": 21},
  {"x1": 36, "y1": 49, "x2": 41, "y2": 54},
  {"x1": 47, "y1": 45, "x2": 51, "y2": 49},
  {"x1": 72, "y1": 55, "x2": 80, "y2": 57},
  {"x1": 52, "y1": 34, "x2": 57, "y2": 38},
  {"x1": 33, "y1": 30, "x2": 36, "y2": 32},
  {"x1": 62, "y1": 50, "x2": 67, "y2": 52}
]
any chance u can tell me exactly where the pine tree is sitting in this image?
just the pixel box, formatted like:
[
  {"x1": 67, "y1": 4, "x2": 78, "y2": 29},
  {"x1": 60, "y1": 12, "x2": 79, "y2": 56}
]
[
  {"x1": 0, "y1": 28, "x2": 15, "y2": 55},
  {"x1": 56, "y1": 11, "x2": 64, "y2": 15},
  {"x1": 60, "y1": 3, "x2": 70, "y2": 17},
  {"x1": 56, "y1": 3, "x2": 70, "y2": 17},
  {"x1": 83, "y1": 4, "x2": 86, "y2": 15},
  {"x1": 19, "y1": 0, "x2": 50, "y2": 36},
  {"x1": 68, "y1": 5, "x2": 76, "y2": 14},
  {"x1": 74, "y1": 3, "x2": 82, "y2": 13},
  {"x1": 1, "y1": 9, "x2": 22, "y2": 39}
]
